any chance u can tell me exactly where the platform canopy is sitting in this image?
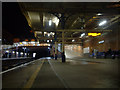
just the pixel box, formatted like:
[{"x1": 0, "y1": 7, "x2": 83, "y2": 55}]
[{"x1": 19, "y1": 2, "x2": 120, "y2": 44}]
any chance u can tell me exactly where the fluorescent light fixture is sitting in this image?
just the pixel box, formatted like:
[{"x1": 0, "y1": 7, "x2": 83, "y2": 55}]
[
  {"x1": 97, "y1": 13, "x2": 102, "y2": 16},
  {"x1": 99, "y1": 40, "x2": 104, "y2": 44},
  {"x1": 72, "y1": 39, "x2": 75, "y2": 42},
  {"x1": 49, "y1": 20, "x2": 52, "y2": 26},
  {"x1": 99, "y1": 20, "x2": 107, "y2": 26},
  {"x1": 81, "y1": 33, "x2": 85, "y2": 37},
  {"x1": 0, "y1": 39, "x2": 1, "y2": 41},
  {"x1": 33, "y1": 53, "x2": 36, "y2": 57}
]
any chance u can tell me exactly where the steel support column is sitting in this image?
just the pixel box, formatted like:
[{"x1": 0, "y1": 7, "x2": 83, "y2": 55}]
[
  {"x1": 55, "y1": 42, "x2": 57, "y2": 60},
  {"x1": 62, "y1": 31, "x2": 66, "y2": 62}
]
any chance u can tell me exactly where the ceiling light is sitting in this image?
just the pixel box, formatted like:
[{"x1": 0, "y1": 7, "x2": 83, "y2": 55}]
[
  {"x1": 99, "y1": 20, "x2": 107, "y2": 26},
  {"x1": 49, "y1": 20, "x2": 52, "y2": 26},
  {"x1": 44, "y1": 32, "x2": 47, "y2": 34},
  {"x1": 99, "y1": 40, "x2": 104, "y2": 44},
  {"x1": 81, "y1": 33, "x2": 85, "y2": 37},
  {"x1": 48, "y1": 33, "x2": 50, "y2": 37},
  {"x1": 47, "y1": 40, "x2": 49, "y2": 42},
  {"x1": 50, "y1": 32, "x2": 55, "y2": 35},
  {"x1": 72, "y1": 39, "x2": 75, "y2": 42},
  {"x1": 53, "y1": 17, "x2": 59, "y2": 27},
  {"x1": 97, "y1": 13, "x2": 102, "y2": 16}
]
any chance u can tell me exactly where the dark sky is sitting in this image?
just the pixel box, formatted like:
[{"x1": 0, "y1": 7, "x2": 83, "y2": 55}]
[{"x1": 2, "y1": 2, "x2": 35, "y2": 39}]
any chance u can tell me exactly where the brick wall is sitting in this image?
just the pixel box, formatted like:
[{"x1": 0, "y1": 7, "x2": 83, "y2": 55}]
[{"x1": 83, "y1": 22, "x2": 120, "y2": 53}]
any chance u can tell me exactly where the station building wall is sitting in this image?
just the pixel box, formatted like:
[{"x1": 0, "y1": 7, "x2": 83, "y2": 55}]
[{"x1": 83, "y1": 22, "x2": 120, "y2": 53}]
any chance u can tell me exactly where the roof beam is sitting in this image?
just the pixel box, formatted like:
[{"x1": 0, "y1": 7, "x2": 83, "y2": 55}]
[{"x1": 34, "y1": 29, "x2": 112, "y2": 32}]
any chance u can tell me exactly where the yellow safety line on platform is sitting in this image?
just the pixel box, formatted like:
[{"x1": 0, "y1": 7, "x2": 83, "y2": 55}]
[{"x1": 23, "y1": 60, "x2": 44, "y2": 89}]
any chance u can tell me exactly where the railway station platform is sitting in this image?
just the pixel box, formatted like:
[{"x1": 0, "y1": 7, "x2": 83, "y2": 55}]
[{"x1": 2, "y1": 57, "x2": 119, "y2": 88}]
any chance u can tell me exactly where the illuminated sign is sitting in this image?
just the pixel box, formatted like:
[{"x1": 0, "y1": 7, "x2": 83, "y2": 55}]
[{"x1": 88, "y1": 33, "x2": 101, "y2": 37}]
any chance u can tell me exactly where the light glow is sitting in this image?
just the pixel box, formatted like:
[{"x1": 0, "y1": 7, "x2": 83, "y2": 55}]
[
  {"x1": 97, "y1": 13, "x2": 102, "y2": 16},
  {"x1": 81, "y1": 33, "x2": 85, "y2": 37},
  {"x1": 99, "y1": 20, "x2": 107, "y2": 26},
  {"x1": 49, "y1": 20, "x2": 52, "y2": 26},
  {"x1": 6, "y1": 50, "x2": 9, "y2": 53},
  {"x1": 12, "y1": 51, "x2": 15, "y2": 54},
  {"x1": 47, "y1": 40, "x2": 49, "y2": 42},
  {"x1": 52, "y1": 17, "x2": 59, "y2": 27},
  {"x1": 99, "y1": 40, "x2": 104, "y2": 44},
  {"x1": 21, "y1": 52, "x2": 23, "y2": 55},
  {"x1": 72, "y1": 39, "x2": 75, "y2": 42}
]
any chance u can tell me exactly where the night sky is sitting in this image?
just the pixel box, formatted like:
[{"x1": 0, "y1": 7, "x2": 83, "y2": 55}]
[{"x1": 2, "y1": 2, "x2": 35, "y2": 39}]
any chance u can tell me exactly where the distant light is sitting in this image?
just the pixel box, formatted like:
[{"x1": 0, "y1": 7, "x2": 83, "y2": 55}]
[
  {"x1": 44, "y1": 32, "x2": 47, "y2": 34},
  {"x1": 49, "y1": 20, "x2": 52, "y2": 26},
  {"x1": 22, "y1": 47, "x2": 26, "y2": 50},
  {"x1": 33, "y1": 53, "x2": 36, "y2": 57},
  {"x1": 22, "y1": 41, "x2": 27, "y2": 44},
  {"x1": 50, "y1": 32, "x2": 55, "y2": 36},
  {"x1": 88, "y1": 33, "x2": 101, "y2": 37},
  {"x1": 51, "y1": 40, "x2": 52, "y2": 42},
  {"x1": 6, "y1": 50, "x2": 9, "y2": 53},
  {"x1": 52, "y1": 17, "x2": 59, "y2": 26},
  {"x1": 48, "y1": 47, "x2": 50, "y2": 49},
  {"x1": 16, "y1": 52, "x2": 18, "y2": 54},
  {"x1": 99, "y1": 20, "x2": 107, "y2": 26},
  {"x1": 37, "y1": 44, "x2": 40, "y2": 46},
  {"x1": 25, "y1": 53, "x2": 27, "y2": 56},
  {"x1": 0, "y1": 39, "x2": 1, "y2": 41},
  {"x1": 33, "y1": 44, "x2": 35, "y2": 46},
  {"x1": 12, "y1": 51, "x2": 15, "y2": 54},
  {"x1": 21, "y1": 52, "x2": 23, "y2": 55},
  {"x1": 97, "y1": 13, "x2": 102, "y2": 16},
  {"x1": 47, "y1": 40, "x2": 49, "y2": 42},
  {"x1": 48, "y1": 44, "x2": 50, "y2": 46},
  {"x1": 48, "y1": 33, "x2": 50, "y2": 37},
  {"x1": 99, "y1": 40, "x2": 104, "y2": 44},
  {"x1": 31, "y1": 41, "x2": 35, "y2": 44},
  {"x1": 72, "y1": 39, "x2": 75, "y2": 42},
  {"x1": 81, "y1": 33, "x2": 85, "y2": 37},
  {"x1": 20, "y1": 42, "x2": 22, "y2": 44}
]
